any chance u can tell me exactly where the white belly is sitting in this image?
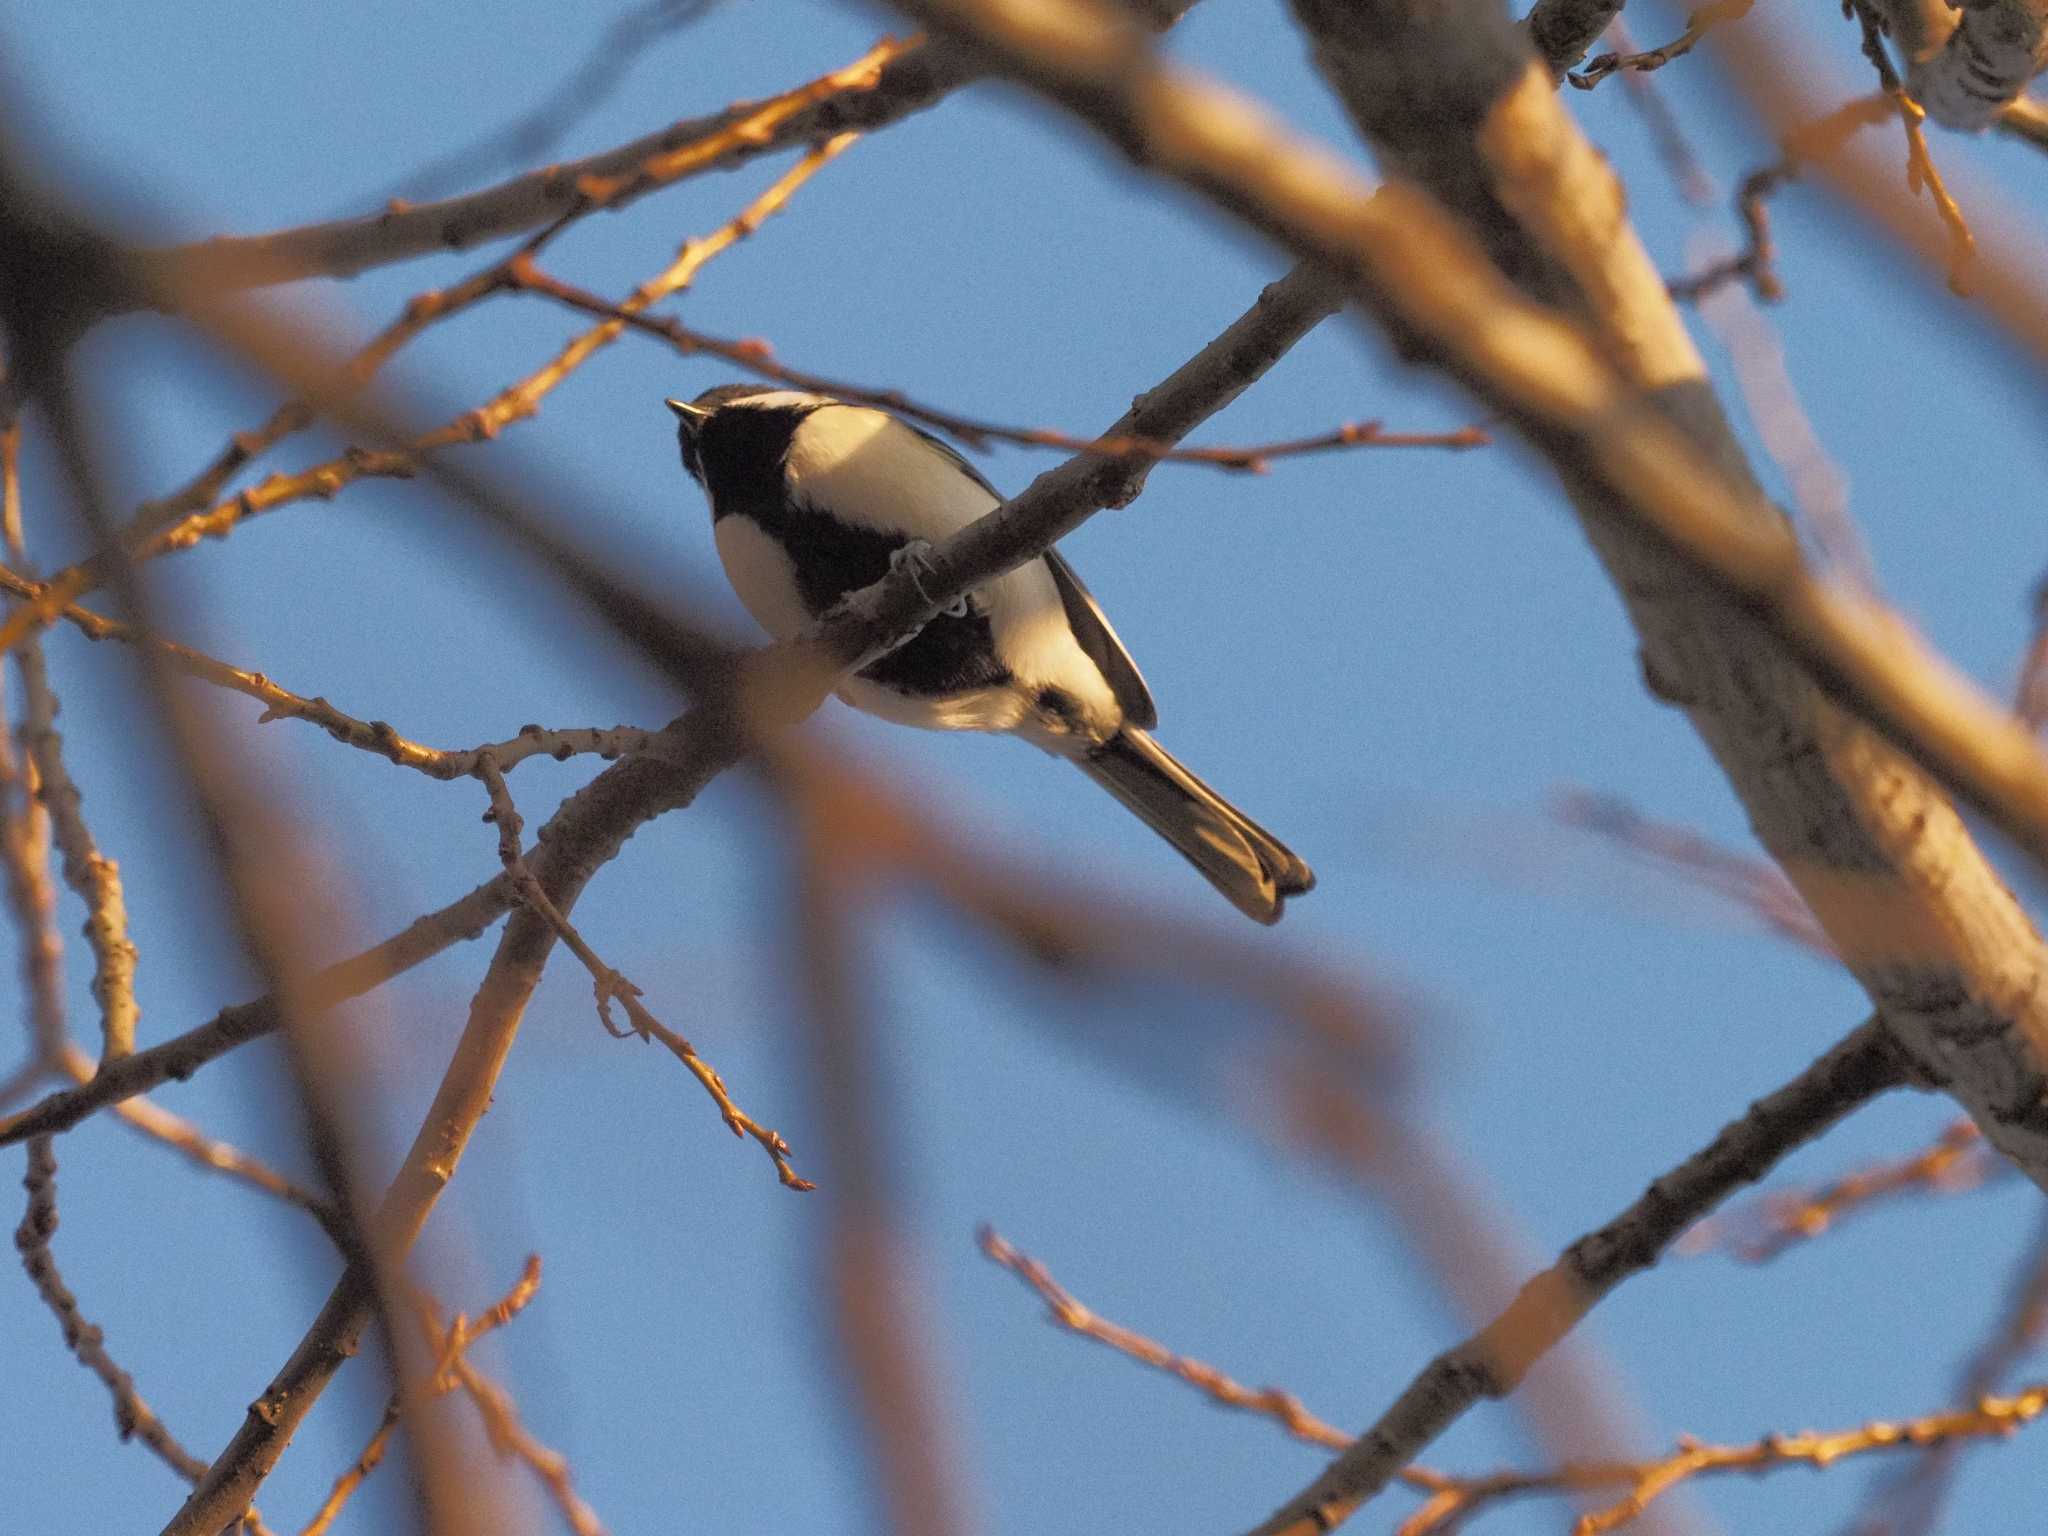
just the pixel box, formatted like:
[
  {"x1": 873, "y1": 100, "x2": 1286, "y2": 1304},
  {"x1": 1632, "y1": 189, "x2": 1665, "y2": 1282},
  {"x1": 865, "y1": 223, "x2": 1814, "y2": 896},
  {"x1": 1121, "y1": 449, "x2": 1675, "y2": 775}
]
[{"x1": 711, "y1": 466, "x2": 1118, "y2": 746}]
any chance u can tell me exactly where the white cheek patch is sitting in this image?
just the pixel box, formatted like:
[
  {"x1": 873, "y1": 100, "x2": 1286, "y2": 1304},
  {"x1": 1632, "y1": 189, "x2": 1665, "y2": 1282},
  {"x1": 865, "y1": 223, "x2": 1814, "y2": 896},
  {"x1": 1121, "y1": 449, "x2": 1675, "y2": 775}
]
[
  {"x1": 714, "y1": 515, "x2": 813, "y2": 642},
  {"x1": 784, "y1": 406, "x2": 999, "y2": 542}
]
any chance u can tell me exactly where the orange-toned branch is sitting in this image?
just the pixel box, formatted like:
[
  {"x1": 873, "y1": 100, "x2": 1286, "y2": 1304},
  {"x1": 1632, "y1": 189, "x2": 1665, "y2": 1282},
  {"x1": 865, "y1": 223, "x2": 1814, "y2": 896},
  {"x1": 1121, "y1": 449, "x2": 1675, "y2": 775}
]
[
  {"x1": 515, "y1": 265, "x2": 1486, "y2": 465},
  {"x1": 476, "y1": 755, "x2": 810, "y2": 1190},
  {"x1": 2, "y1": 425, "x2": 139, "y2": 1061},
  {"x1": 60, "y1": 1043, "x2": 349, "y2": 1245},
  {"x1": 1678, "y1": 1118, "x2": 2000, "y2": 1262},
  {"x1": 1568, "y1": 0, "x2": 1755, "y2": 88},
  {"x1": 302, "y1": 1257, "x2": 547, "y2": 1536},
  {"x1": 0, "y1": 82, "x2": 871, "y2": 661},
  {"x1": 1242, "y1": 1021, "x2": 1905, "y2": 1536},
  {"x1": 0, "y1": 561, "x2": 660, "y2": 780},
  {"x1": 979, "y1": 1225, "x2": 2048, "y2": 1536},
  {"x1": 131, "y1": 37, "x2": 927, "y2": 299},
  {"x1": 0, "y1": 867, "x2": 517, "y2": 1148},
  {"x1": 13, "y1": 1137, "x2": 278, "y2": 1535},
  {"x1": 1835, "y1": 1209, "x2": 2048, "y2": 1536},
  {"x1": 419, "y1": 1271, "x2": 604, "y2": 1536}
]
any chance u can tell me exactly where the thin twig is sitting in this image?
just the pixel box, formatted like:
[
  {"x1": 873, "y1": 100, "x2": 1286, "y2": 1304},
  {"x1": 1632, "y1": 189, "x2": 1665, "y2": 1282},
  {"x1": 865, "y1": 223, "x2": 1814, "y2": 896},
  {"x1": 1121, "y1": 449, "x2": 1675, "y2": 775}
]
[
  {"x1": 1836, "y1": 1207, "x2": 2048, "y2": 1536},
  {"x1": 50, "y1": 1043, "x2": 349, "y2": 1244},
  {"x1": 0, "y1": 868, "x2": 517, "y2": 1147},
  {"x1": 2, "y1": 424, "x2": 139, "y2": 1062},
  {"x1": 515, "y1": 265, "x2": 1485, "y2": 464},
  {"x1": 363, "y1": 0, "x2": 718, "y2": 209},
  {"x1": 420, "y1": 1275, "x2": 605, "y2": 1536},
  {"x1": 1677, "y1": 1118, "x2": 2001, "y2": 1262},
  {"x1": 129, "y1": 35, "x2": 929, "y2": 297},
  {"x1": 476, "y1": 754, "x2": 811, "y2": 1190},
  {"x1": 1569, "y1": 0, "x2": 1756, "y2": 87},
  {"x1": 1243, "y1": 1021, "x2": 1907, "y2": 1535},
  {"x1": 13, "y1": 1134, "x2": 262, "y2": 1508},
  {"x1": 302, "y1": 1257, "x2": 547, "y2": 1536},
  {"x1": 0, "y1": 574, "x2": 67, "y2": 1084},
  {"x1": 978, "y1": 1223, "x2": 2048, "y2": 1535},
  {"x1": 0, "y1": 562, "x2": 661, "y2": 780},
  {"x1": 0, "y1": 59, "x2": 882, "y2": 660},
  {"x1": 1667, "y1": 162, "x2": 1794, "y2": 303}
]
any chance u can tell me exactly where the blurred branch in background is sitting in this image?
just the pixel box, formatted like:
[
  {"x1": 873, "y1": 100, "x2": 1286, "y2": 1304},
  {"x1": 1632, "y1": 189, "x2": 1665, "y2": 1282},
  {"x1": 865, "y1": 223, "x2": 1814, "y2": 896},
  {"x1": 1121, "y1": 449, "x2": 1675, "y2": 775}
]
[
  {"x1": 3, "y1": 0, "x2": 2047, "y2": 1529},
  {"x1": 979, "y1": 1223, "x2": 2048, "y2": 1536},
  {"x1": 357, "y1": 0, "x2": 722, "y2": 210},
  {"x1": 301, "y1": 1258, "x2": 553, "y2": 1536}
]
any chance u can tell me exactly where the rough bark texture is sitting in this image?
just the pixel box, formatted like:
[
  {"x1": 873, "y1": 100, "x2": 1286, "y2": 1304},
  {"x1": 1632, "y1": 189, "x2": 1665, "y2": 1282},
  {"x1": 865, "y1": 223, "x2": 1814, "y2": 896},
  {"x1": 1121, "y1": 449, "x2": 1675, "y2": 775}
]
[{"x1": 1285, "y1": 0, "x2": 2048, "y2": 1176}]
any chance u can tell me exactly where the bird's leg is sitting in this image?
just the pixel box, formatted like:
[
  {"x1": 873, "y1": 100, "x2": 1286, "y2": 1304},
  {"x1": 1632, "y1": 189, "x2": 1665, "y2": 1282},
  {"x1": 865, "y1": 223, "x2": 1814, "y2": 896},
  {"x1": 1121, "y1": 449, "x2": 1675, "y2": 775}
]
[{"x1": 888, "y1": 539, "x2": 970, "y2": 618}]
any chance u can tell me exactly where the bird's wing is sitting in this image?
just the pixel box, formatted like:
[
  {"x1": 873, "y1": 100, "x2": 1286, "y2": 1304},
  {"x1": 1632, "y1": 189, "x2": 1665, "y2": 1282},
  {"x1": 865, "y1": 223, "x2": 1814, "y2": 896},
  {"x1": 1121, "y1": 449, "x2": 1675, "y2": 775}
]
[
  {"x1": 905, "y1": 422, "x2": 1006, "y2": 500},
  {"x1": 906, "y1": 421, "x2": 1157, "y2": 727},
  {"x1": 1042, "y1": 548, "x2": 1156, "y2": 730}
]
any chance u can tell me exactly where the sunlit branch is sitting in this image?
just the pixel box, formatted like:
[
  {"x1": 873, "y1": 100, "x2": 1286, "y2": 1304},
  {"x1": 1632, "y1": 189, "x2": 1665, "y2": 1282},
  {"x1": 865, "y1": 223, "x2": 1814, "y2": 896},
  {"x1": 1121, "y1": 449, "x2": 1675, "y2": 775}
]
[
  {"x1": 127, "y1": 37, "x2": 924, "y2": 299},
  {"x1": 0, "y1": 126, "x2": 866, "y2": 661},
  {"x1": 301, "y1": 1257, "x2": 547, "y2": 1536},
  {"x1": 475, "y1": 755, "x2": 810, "y2": 1190},
  {"x1": 1677, "y1": 1119, "x2": 2001, "y2": 1263},
  {"x1": 514, "y1": 262, "x2": 1485, "y2": 464},
  {"x1": 1243, "y1": 1021, "x2": 1905, "y2": 1535}
]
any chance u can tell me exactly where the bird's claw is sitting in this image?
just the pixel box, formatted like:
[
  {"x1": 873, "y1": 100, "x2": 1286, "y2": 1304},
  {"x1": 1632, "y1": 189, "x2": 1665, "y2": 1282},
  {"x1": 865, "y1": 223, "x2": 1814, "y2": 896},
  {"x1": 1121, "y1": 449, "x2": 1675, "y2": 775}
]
[{"x1": 889, "y1": 540, "x2": 970, "y2": 618}]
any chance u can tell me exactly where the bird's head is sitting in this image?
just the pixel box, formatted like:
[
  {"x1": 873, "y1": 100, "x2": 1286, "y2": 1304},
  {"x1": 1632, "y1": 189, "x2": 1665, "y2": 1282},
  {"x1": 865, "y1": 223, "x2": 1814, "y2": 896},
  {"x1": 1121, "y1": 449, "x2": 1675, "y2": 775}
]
[{"x1": 665, "y1": 383, "x2": 814, "y2": 485}]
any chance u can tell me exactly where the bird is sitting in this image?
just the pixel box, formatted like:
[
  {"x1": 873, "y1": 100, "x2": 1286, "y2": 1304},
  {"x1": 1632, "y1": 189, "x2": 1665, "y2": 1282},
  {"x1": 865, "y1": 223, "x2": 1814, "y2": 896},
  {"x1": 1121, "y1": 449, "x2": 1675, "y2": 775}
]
[{"x1": 665, "y1": 383, "x2": 1314, "y2": 923}]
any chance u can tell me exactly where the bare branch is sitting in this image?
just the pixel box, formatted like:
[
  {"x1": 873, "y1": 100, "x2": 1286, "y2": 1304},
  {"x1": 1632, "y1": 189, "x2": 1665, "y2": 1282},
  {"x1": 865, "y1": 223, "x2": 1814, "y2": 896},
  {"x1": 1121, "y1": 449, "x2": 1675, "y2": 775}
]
[
  {"x1": 302, "y1": 1258, "x2": 547, "y2": 1536},
  {"x1": 0, "y1": 868, "x2": 516, "y2": 1147},
  {"x1": 1677, "y1": 1119, "x2": 2000, "y2": 1262},
  {"x1": 1568, "y1": 0, "x2": 1755, "y2": 88},
  {"x1": 14, "y1": 1132, "x2": 282, "y2": 1536},
  {"x1": 475, "y1": 754, "x2": 810, "y2": 1189},
  {"x1": 417, "y1": 1267, "x2": 603, "y2": 1536},
  {"x1": 0, "y1": 562, "x2": 662, "y2": 780},
  {"x1": 877, "y1": 0, "x2": 2048, "y2": 1200},
  {"x1": 1835, "y1": 1207, "x2": 2048, "y2": 1535},
  {"x1": 69, "y1": 1045, "x2": 350, "y2": 1246},
  {"x1": 2, "y1": 430, "x2": 139, "y2": 1062},
  {"x1": 126, "y1": 36, "x2": 933, "y2": 300},
  {"x1": 514, "y1": 263, "x2": 1484, "y2": 464},
  {"x1": 0, "y1": 123, "x2": 865, "y2": 660},
  {"x1": 979, "y1": 1223, "x2": 2048, "y2": 1535},
  {"x1": 1240, "y1": 1021, "x2": 1906, "y2": 1535}
]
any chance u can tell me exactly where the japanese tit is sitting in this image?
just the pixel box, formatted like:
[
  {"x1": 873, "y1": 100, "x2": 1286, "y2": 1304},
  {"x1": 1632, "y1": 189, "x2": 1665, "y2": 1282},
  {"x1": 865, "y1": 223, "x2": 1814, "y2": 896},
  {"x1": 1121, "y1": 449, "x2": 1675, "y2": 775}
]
[{"x1": 666, "y1": 384, "x2": 1314, "y2": 924}]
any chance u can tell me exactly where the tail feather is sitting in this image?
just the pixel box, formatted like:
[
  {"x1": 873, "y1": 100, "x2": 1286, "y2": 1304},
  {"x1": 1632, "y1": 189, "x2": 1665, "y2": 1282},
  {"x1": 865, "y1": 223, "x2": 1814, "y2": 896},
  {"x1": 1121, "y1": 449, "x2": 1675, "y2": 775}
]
[{"x1": 1076, "y1": 729, "x2": 1314, "y2": 924}]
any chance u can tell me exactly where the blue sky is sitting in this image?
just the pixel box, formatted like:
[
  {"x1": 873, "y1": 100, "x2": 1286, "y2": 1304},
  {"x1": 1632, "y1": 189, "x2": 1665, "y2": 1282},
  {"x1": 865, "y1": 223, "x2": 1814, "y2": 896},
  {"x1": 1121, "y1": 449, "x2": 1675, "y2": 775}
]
[{"x1": 3, "y1": 1, "x2": 2047, "y2": 1533}]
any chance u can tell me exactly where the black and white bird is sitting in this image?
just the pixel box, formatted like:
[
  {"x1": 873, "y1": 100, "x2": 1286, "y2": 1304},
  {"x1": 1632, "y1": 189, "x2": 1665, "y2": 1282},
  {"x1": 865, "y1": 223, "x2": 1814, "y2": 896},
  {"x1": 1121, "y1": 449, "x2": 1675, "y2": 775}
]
[{"x1": 666, "y1": 383, "x2": 1314, "y2": 924}]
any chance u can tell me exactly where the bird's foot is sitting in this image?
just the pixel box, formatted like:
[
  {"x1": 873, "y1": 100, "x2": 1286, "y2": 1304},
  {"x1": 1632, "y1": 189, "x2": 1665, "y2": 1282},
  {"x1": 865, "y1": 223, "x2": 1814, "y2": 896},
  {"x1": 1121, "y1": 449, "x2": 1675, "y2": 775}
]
[{"x1": 889, "y1": 540, "x2": 970, "y2": 618}]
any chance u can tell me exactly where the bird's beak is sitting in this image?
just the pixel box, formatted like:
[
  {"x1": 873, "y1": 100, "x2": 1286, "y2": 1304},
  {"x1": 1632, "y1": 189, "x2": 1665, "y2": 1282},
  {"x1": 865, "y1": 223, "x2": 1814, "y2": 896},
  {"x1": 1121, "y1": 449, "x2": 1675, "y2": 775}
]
[{"x1": 666, "y1": 398, "x2": 708, "y2": 422}]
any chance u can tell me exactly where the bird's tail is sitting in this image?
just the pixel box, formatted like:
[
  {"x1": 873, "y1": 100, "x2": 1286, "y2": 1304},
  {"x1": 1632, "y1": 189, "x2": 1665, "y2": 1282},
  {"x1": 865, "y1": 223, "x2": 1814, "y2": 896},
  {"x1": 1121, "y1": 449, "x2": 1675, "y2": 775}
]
[{"x1": 1076, "y1": 728, "x2": 1315, "y2": 925}]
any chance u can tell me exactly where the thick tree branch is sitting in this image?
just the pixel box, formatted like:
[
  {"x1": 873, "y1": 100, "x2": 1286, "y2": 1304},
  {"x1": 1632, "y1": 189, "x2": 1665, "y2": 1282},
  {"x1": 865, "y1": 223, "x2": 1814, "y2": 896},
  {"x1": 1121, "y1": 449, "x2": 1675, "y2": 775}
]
[
  {"x1": 155, "y1": 252, "x2": 1344, "y2": 1536},
  {"x1": 873, "y1": 0, "x2": 2048, "y2": 1194},
  {"x1": 158, "y1": 735, "x2": 734, "y2": 1536}
]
